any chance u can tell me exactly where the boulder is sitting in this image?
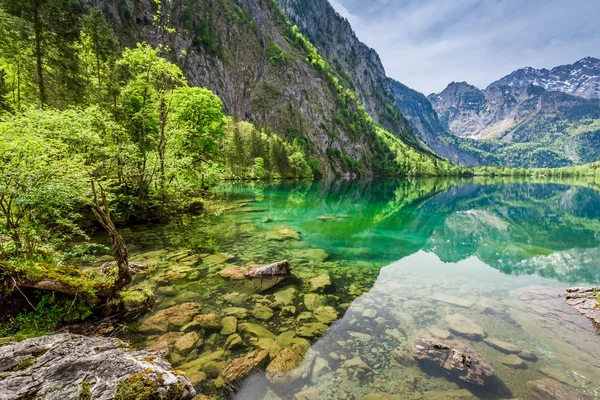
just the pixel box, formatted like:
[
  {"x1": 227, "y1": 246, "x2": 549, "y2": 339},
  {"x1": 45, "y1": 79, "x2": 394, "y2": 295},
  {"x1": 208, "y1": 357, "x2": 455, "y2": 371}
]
[
  {"x1": 274, "y1": 286, "x2": 298, "y2": 305},
  {"x1": 304, "y1": 294, "x2": 327, "y2": 311},
  {"x1": 266, "y1": 227, "x2": 301, "y2": 241},
  {"x1": 138, "y1": 302, "x2": 201, "y2": 333},
  {"x1": 565, "y1": 287, "x2": 600, "y2": 327},
  {"x1": 0, "y1": 333, "x2": 195, "y2": 400},
  {"x1": 444, "y1": 314, "x2": 486, "y2": 340},
  {"x1": 309, "y1": 274, "x2": 332, "y2": 292},
  {"x1": 218, "y1": 350, "x2": 269, "y2": 384},
  {"x1": 483, "y1": 337, "x2": 536, "y2": 361},
  {"x1": 220, "y1": 316, "x2": 237, "y2": 335},
  {"x1": 500, "y1": 354, "x2": 526, "y2": 369},
  {"x1": 313, "y1": 306, "x2": 338, "y2": 323},
  {"x1": 252, "y1": 304, "x2": 274, "y2": 321},
  {"x1": 266, "y1": 343, "x2": 310, "y2": 384},
  {"x1": 410, "y1": 335, "x2": 496, "y2": 386},
  {"x1": 528, "y1": 379, "x2": 591, "y2": 400},
  {"x1": 193, "y1": 314, "x2": 222, "y2": 330},
  {"x1": 174, "y1": 332, "x2": 202, "y2": 354},
  {"x1": 296, "y1": 322, "x2": 328, "y2": 338}
]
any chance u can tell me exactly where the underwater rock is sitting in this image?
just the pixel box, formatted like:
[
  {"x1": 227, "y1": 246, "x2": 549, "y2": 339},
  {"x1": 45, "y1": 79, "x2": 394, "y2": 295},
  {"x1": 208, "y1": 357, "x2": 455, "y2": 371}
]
[
  {"x1": 266, "y1": 227, "x2": 301, "y2": 241},
  {"x1": 239, "y1": 323, "x2": 277, "y2": 340},
  {"x1": 150, "y1": 332, "x2": 185, "y2": 352},
  {"x1": 203, "y1": 253, "x2": 234, "y2": 265},
  {"x1": 281, "y1": 306, "x2": 297, "y2": 317},
  {"x1": 252, "y1": 304, "x2": 275, "y2": 321},
  {"x1": 178, "y1": 350, "x2": 225, "y2": 374},
  {"x1": 266, "y1": 343, "x2": 310, "y2": 384},
  {"x1": 309, "y1": 274, "x2": 332, "y2": 292},
  {"x1": 391, "y1": 349, "x2": 416, "y2": 367},
  {"x1": 483, "y1": 338, "x2": 536, "y2": 361},
  {"x1": 157, "y1": 285, "x2": 177, "y2": 297},
  {"x1": 313, "y1": 306, "x2": 338, "y2": 323},
  {"x1": 245, "y1": 260, "x2": 291, "y2": 278},
  {"x1": 565, "y1": 287, "x2": 600, "y2": 328},
  {"x1": 274, "y1": 286, "x2": 298, "y2": 305},
  {"x1": 254, "y1": 338, "x2": 282, "y2": 357},
  {"x1": 423, "y1": 389, "x2": 478, "y2": 400},
  {"x1": 431, "y1": 294, "x2": 474, "y2": 308},
  {"x1": 194, "y1": 314, "x2": 222, "y2": 330},
  {"x1": 428, "y1": 327, "x2": 451, "y2": 339},
  {"x1": 296, "y1": 322, "x2": 328, "y2": 338},
  {"x1": 362, "y1": 393, "x2": 403, "y2": 400},
  {"x1": 500, "y1": 354, "x2": 526, "y2": 369},
  {"x1": 362, "y1": 308, "x2": 378, "y2": 319},
  {"x1": 0, "y1": 333, "x2": 195, "y2": 400},
  {"x1": 528, "y1": 379, "x2": 591, "y2": 400},
  {"x1": 218, "y1": 267, "x2": 249, "y2": 280},
  {"x1": 220, "y1": 316, "x2": 237, "y2": 335},
  {"x1": 225, "y1": 334, "x2": 243, "y2": 350},
  {"x1": 139, "y1": 302, "x2": 201, "y2": 333},
  {"x1": 342, "y1": 357, "x2": 372, "y2": 372},
  {"x1": 292, "y1": 249, "x2": 329, "y2": 262},
  {"x1": 410, "y1": 334, "x2": 496, "y2": 386},
  {"x1": 218, "y1": 350, "x2": 269, "y2": 385},
  {"x1": 295, "y1": 386, "x2": 321, "y2": 400},
  {"x1": 187, "y1": 371, "x2": 207, "y2": 386},
  {"x1": 444, "y1": 314, "x2": 486, "y2": 340},
  {"x1": 538, "y1": 367, "x2": 576, "y2": 386},
  {"x1": 304, "y1": 294, "x2": 327, "y2": 311},
  {"x1": 174, "y1": 331, "x2": 202, "y2": 354},
  {"x1": 311, "y1": 357, "x2": 330, "y2": 379},
  {"x1": 223, "y1": 307, "x2": 248, "y2": 319}
]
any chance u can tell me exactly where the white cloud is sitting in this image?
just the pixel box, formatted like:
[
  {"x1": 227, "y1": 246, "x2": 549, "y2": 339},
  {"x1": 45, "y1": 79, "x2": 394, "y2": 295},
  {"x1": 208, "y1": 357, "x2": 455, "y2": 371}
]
[{"x1": 330, "y1": 0, "x2": 600, "y2": 94}]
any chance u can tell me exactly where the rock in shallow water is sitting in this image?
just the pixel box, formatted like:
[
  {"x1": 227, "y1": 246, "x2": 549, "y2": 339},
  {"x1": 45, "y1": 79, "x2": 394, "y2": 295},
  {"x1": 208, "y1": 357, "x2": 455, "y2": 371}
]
[
  {"x1": 138, "y1": 302, "x2": 201, "y2": 333},
  {"x1": 444, "y1": 314, "x2": 486, "y2": 340},
  {"x1": 410, "y1": 334, "x2": 496, "y2": 386},
  {"x1": 0, "y1": 333, "x2": 195, "y2": 400},
  {"x1": 528, "y1": 379, "x2": 591, "y2": 400},
  {"x1": 565, "y1": 287, "x2": 600, "y2": 328}
]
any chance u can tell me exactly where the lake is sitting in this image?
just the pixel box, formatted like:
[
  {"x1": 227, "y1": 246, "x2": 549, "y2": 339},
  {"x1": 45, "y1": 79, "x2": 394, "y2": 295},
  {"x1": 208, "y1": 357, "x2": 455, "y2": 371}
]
[{"x1": 117, "y1": 178, "x2": 600, "y2": 399}]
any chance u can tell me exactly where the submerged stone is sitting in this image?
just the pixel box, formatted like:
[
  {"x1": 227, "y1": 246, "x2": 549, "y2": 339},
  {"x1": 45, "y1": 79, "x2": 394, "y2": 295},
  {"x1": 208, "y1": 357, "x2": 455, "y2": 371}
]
[
  {"x1": 484, "y1": 337, "x2": 536, "y2": 360},
  {"x1": 296, "y1": 322, "x2": 328, "y2": 338},
  {"x1": 500, "y1": 354, "x2": 526, "y2": 369},
  {"x1": 239, "y1": 323, "x2": 277, "y2": 340},
  {"x1": 274, "y1": 286, "x2": 298, "y2": 305},
  {"x1": 313, "y1": 306, "x2": 338, "y2": 324},
  {"x1": 174, "y1": 331, "x2": 201, "y2": 354},
  {"x1": 362, "y1": 393, "x2": 403, "y2": 400},
  {"x1": 410, "y1": 334, "x2": 496, "y2": 386},
  {"x1": 304, "y1": 294, "x2": 327, "y2": 311},
  {"x1": 431, "y1": 294, "x2": 474, "y2": 308},
  {"x1": 444, "y1": 314, "x2": 486, "y2": 340},
  {"x1": 225, "y1": 334, "x2": 243, "y2": 350},
  {"x1": 252, "y1": 304, "x2": 274, "y2": 321},
  {"x1": 266, "y1": 343, "x2": 309, "y2": 384},
  {"x1": 139, "y1": 302, "x2": 201, "y2": 333},
  {"x1": 295, "y1": 386, "x2": 321, "y2": 400},
  {"x1": 223, "y1": 307, "x2": 248, "y2": 319},
  {"x1": 194, "y1": 314, "x2": 222, "y2": 330},
  {"x1": 423, "y1": 389, "x2": 477, "y2": 400},
  {"x1": 266, "y1": 226, "x2": 301, "y2": 241},
  {"x1": 362, "y1": 308, "x2": 378, "y2": 319},
  {"x1": 220, "y1": 316, "x2": 237, "y2": 335},
  {"x1": 528, "y1": 379, "x2": 591, "y2": 400},
  {"x1": 219, "y1": 350, "x2": 269, "y2": 385},
  {"x1": 309, "y1": 274, "x2": 332, "y2": 292},
  {"x1": 203, "y1": 253, "x2": 234, "y2": 265}
]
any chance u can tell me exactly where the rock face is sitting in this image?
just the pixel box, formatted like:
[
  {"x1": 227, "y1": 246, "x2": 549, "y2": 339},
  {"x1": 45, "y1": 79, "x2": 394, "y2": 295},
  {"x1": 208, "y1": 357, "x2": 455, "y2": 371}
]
[
  {"x1": 0, "y1": 333, "x2": 195, "y2": 400},
  {"x1": 564, "y1": 287, "x2": 600, "y2": 328},
  {"x1": 410, "y1": 335, "x2": 496, "y2": 386},
  {"x1": 428, "y1": 61, "x2": 600, "y2": 168}
]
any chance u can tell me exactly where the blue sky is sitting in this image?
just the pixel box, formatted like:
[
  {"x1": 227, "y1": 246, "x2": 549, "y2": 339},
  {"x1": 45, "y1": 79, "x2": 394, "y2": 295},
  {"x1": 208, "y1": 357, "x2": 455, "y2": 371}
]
[{"x1": 329, "y1": 0, "x2": 600, "y2": 94}]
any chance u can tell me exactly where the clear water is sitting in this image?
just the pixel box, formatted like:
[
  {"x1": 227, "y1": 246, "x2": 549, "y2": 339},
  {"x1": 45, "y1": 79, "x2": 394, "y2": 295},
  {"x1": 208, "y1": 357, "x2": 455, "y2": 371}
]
[{"x1": 116, "y1": 178, "x2": 600, "y2": 399}]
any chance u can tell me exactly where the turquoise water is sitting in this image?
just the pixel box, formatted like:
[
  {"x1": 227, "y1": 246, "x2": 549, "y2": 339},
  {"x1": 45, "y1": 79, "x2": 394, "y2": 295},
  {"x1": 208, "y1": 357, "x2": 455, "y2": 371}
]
[{"x1": 119, "y1": 178, "x2": 600, "y2": 399}]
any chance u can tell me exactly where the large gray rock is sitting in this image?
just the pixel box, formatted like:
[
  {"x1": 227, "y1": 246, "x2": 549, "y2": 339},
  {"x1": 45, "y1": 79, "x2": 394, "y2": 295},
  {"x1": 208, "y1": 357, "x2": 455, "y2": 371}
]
[
  {"x1": 410, "y1": 335, "x2": 496, "y2": 386},
  {"x1": 0, "y1": 333, "x2": 195, "y2": 400},
  {"x1": 565, "y1": 287, "x2": 600, "y2": 328}
]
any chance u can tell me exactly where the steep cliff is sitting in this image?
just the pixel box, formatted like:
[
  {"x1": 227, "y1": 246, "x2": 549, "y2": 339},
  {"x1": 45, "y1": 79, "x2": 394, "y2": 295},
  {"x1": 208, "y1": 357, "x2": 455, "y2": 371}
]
[
  {"x1": 387, "y1": 79, "x2": 481, "y2": 166},
  {"x1": 274, "y1": 0, "x2": 422, "y2": 148},
  {"x1": 88, "y1": 0, "x2": 445, "y2": 177}
]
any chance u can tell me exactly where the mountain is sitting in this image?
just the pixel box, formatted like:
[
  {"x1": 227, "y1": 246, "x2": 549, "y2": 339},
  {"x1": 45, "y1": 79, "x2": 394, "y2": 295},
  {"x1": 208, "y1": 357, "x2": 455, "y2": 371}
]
[
  {"x1": 87, "y1": 0, "x2": 448, "y2": 178},
  {"x1": 488, "y1": 57, "x2": 600, "y2": 99},
  {"x1": 274, "y1": 0, "x2": 422, "y2": 148},
  {"x1": 429, "y1": 59, "x2": 600, "y2": 168},
  {"x1": 387, "y1": 79, "x2": 481, "y2": 166}
]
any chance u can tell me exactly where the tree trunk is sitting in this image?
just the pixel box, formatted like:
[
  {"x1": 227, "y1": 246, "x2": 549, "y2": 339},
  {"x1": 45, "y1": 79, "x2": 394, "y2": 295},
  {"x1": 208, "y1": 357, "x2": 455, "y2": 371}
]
[
  {"x1": 91, "y1": 182, "x2": 132, "y2": 294},
  {"x1": 33, "y1": 2, "x2": 46, "y2": 107}
]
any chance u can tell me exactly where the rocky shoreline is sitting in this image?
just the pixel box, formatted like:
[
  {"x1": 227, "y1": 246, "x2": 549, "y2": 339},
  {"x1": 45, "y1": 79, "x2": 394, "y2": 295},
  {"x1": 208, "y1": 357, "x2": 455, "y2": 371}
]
[{"x1": 564, "y1": 287, "x2": 600, "y2": 329}]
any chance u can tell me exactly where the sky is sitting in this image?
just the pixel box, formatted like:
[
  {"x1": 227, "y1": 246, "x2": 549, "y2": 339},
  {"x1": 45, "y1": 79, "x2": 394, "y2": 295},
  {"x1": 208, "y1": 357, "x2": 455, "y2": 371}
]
[{"x1": 329, "y1": 0, "x2": 600, "y2": 94}]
